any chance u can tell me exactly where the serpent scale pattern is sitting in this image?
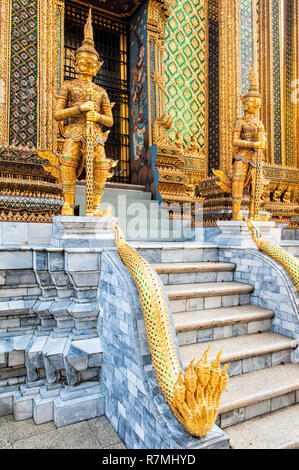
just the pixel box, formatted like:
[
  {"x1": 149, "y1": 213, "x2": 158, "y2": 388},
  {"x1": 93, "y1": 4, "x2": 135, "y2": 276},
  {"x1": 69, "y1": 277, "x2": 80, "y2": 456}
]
[
  {"x1": 111, "y1": 218, "x2": 229, "y2": 438},
  {"x1": 111, "y1": 218, "x2": 180, "y2": 404},
  {"x1": 245, "y1": 217, "x2": 299, "y2": 292}
]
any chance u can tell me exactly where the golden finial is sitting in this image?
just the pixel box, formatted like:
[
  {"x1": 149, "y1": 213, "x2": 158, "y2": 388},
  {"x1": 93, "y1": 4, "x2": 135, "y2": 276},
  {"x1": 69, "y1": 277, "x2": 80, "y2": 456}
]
[
  {"x1": 83, "y1": 7, "x2": 95, "y2": 47},
  {"x1": 76, "y1": 7, "x2": 99, "y2": 59},
  {"x1": 244, "y1": 65, "x2": 261, "y2": 98}
]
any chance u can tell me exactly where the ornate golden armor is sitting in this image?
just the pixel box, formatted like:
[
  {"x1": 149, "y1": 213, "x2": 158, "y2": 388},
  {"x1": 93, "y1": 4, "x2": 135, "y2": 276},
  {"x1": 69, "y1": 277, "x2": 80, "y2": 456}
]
[
  {"x1": 231, "y1": 68, "x2": 267, "y2": 220},
  {"x1": 54, "y1": 8, "x2": 116, "y2": 217}
]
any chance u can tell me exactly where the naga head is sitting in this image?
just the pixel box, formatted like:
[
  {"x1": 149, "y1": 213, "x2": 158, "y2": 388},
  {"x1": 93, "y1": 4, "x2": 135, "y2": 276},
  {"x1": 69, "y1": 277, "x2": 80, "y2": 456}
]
[
  {"x1": 184, "y1": 359, "x2": 197, "y2": 394},
  {"x1": 196, "y1": 346, "x2": 211, "y2": 387},
  {"x1": 173, "y1": 370, "x2": 186, "y2": 404}
]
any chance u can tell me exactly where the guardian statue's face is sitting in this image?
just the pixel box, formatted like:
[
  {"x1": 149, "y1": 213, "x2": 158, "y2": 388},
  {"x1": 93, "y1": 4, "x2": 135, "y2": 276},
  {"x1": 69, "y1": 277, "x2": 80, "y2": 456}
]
[
  {"x1": 76, "y1": 52, "x2": 99, "y2": 78},
  {"x1": 243, "y1": 96, "x2": 262, "y2": 115}
]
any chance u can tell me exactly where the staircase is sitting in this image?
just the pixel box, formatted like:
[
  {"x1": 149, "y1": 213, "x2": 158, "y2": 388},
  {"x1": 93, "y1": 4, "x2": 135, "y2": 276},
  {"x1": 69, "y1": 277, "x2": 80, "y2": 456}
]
[
  {"x1": 150, "y1": 246, "x2": 299, "y2": 449},
  {"x1": 75, "y1": 182, "x2": 186, "y2": 242}
]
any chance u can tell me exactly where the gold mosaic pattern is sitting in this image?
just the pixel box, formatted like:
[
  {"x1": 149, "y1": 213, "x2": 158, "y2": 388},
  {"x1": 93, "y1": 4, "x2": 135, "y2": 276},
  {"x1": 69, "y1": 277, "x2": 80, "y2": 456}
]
[
  {"x1": 112, "y1": 218, "x2": 229, "y2": 437},
  {"x1": 164, "y1": 0, "x2": 206, "y2": 147}
]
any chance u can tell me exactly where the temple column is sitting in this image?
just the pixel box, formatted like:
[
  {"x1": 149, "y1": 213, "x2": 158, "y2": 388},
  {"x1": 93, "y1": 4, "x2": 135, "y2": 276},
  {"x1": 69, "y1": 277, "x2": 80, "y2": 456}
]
[
  {"x1": 218, "y1": 0, "x2": 241, "y2": 176},
  {"x1": 0, "y1": 0, "x2": 64, "y2": 152}
]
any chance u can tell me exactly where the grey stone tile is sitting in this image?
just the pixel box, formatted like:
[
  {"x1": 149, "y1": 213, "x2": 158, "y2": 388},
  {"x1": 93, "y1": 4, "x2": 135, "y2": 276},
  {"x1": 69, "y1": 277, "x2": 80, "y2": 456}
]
[
  {"x1": 214, "y1": 325, "x2": 233, "y2": 340},
  {"x1": 12, "y1": 421, "x2": 103, "y2": 449},
  {"x1": 227, "y1": 361, "x2": 242, "y2": 377},
  {"x1": 272, "y1": 350, "x2": 291, "y2": 366},
  {"x1": 2, "y1": 416, "x2": 55, "y2": 444},
  {"x1": 197, "y1": 328, "x2": 213, "y2": 342},
  {"x1": 220, "y1": 408, "x2": 245, "y2": 428},
  {"x1": 216, "y1": 271, "x2": 234, "y2": 282},
  {"x1": 87, "y1": 416, "x2": 123, "y2": 447},
  {"x1": 245, "y1": 399, "x2": 271, "y2": 420},
  {"x1": 271, "y1": 392, "x2": 295, "y2": 412},
  {"x1": 248, "y1": 319, "x2": 271, "y2": 334},
  {"x1": 177, "y1": 330, "x2": 197, "y2": 346},
  {"x1": 232, "y1": 323, "x2": 248, "y2": 337},
  {"x1": 161, "y1": 250, "x2": 183, "y2": 263},
  {"x1": 222, "y1": 295, "x2": 239, "y2": 307},
  {"x1": 243, "y1": 354, "x2": 272, "y2": 374},
  {"x1": 204, "y1": 296, "x2": 221, "y2": 309},
  {"x1": 169, "y1": 299, "x2": 186, "y2": 313},
  {"x1": 182, "y1": 249, "x2": 203, "y2": 262},
  {"x1": 239, "y1": 294, "x2": 250, "y2": 305},
  {"x1": 187, "y1": 297, "x2": 204, "y2": 311}
]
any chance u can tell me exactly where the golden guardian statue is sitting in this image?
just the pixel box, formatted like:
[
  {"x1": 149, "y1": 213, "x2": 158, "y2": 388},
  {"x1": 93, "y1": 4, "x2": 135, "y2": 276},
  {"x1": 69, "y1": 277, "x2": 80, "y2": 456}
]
[
  {"x1": 213, "y1": 67, "x2": 268, "y2": 221},
  {"x1": 53, "y1": 8, "x2": 117, "y2": 217}
]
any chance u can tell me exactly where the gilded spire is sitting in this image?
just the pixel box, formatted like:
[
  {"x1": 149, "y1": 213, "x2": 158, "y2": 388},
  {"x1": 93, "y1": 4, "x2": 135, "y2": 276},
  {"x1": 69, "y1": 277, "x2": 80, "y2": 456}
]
[
  {"x1": 244, "y1": 65, "x2": 261, "y2": 98},
  {"x1": 83, "y1": 7, "x2": 95, "y2": 47},
  {"x1": 76, "y1": 7, "x2": 99, "y2": 59}
]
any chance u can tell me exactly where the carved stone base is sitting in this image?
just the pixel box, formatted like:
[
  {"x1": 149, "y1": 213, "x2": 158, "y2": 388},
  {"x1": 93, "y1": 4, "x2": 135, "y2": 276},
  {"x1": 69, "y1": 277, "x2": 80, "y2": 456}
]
[
  {"x1": 216, "y1": 220, "x2": 281, "y2": 248},
  {"x1": 51, "y1": 216, "x2": 116, "y2": 249}
]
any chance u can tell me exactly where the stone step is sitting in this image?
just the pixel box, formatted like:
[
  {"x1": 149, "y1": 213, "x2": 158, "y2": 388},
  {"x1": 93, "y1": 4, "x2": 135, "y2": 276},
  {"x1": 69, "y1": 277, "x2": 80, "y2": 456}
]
[
  {"x1": 76, "y1": 184, "x2": 152, "y2": 203},
  {"x1": 174, "y1": 305, "x2": 274, "y2": 345},
  {"x1": 225, "y1": 403, "x2": 299, "y2": 449},
  {"x1": 167, "y1": 282, "x2": 253, "y2": 313},
  {"x1": 134, "y1": 245, "x2": 219, "y2": 264},
  {"x1": 152, "y1": 262, "x2": 235, "y2": 285},
  {"x1": 180, "y1": 331, "x2": 298, "y2": 377},
  {"x1": 218, "y1": 363, "x2": 299, "y2": 429}
]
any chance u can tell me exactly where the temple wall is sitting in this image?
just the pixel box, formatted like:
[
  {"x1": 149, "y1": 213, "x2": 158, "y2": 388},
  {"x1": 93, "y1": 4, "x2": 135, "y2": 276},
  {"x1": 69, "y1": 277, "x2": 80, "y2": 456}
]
[
  {"x1": 164, "y1": 0, "x2": 207, "y2": 151},
  {"x1": 129, "y1": 3, "x2": 159, "y2": 198},
  {"x1": 219, "y1": 247, "x2": 299, "y2": 344},
  {"x1": 0, "y1": 0, "x2": 63, "y2": 152}
]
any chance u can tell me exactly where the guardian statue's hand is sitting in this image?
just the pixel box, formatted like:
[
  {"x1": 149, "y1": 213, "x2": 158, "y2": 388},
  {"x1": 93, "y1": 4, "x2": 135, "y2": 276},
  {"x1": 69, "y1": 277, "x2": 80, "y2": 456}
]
[
  {"x1": 80, "y1": 101, "x2": 96, "y2": 113},
  {"x1": 86, "y1": 111, "x2": 100, "y2": 123}
]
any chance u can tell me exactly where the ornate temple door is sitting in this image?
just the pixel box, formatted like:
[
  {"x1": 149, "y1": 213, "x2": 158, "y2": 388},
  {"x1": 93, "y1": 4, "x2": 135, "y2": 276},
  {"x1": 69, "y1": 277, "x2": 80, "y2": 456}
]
[{"x1": 63, "y1": 0, "x2": 130, "y2": 184}]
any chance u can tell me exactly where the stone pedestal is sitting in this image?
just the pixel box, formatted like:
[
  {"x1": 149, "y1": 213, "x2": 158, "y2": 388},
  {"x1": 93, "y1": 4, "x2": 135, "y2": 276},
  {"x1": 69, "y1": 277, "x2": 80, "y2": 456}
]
[
  {"x1": 216, "y1": 220, "x2": 281, "y2": 248},
  {"x1": 51, "y1": 216, "x2": 116, "y2": 249}
]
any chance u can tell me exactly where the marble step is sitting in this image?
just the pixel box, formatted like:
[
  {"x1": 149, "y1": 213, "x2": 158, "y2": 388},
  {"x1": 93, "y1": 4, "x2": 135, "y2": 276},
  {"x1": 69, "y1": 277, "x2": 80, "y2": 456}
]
[
  {"x1": 166, "y1": 282, "x2": 253, "y2": 313},
  {"x1": 218, "y1": 363, "x2": 299, "y2": 429},
  {"x1": 174, "y1": 305, "x2": 274, "y2": 346},
  {"x1": 152, "y1": 262, "x2": 236, "y2": 285},
  {"x1": 134, "y1": 245, "x2": 219, "y2": 264},
  {"x1": 76, "y1": 184, "x2": 152, "y2": 202},
  {"x1": 180, "y1": 331, "x2": 298, "y2": 377},
  {"x1": 225, "y1": 403, "x2": 299, "y2": 449}
]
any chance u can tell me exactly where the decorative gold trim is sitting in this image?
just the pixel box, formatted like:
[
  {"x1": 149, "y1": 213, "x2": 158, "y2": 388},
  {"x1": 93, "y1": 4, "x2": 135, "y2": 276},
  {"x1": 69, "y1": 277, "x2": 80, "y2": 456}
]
[
  {"x1": 279, "y1": 0, "x2": 286, "y2": 167},
  {"x1": 218, "y1": 0, "x2": 241, "y2": 175},
  {"x1": 37, "y1": 0, "x2": 64, "y2": 152},
  {"x1": 0, "y1": 0, "x2": 12, "y2": 147},
  {"x1": 259, "y1": 0, "x2": 275, "y2": 165},
  {"x1": 293, "y1": 0, "x2": 299, "y2": 169}
]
